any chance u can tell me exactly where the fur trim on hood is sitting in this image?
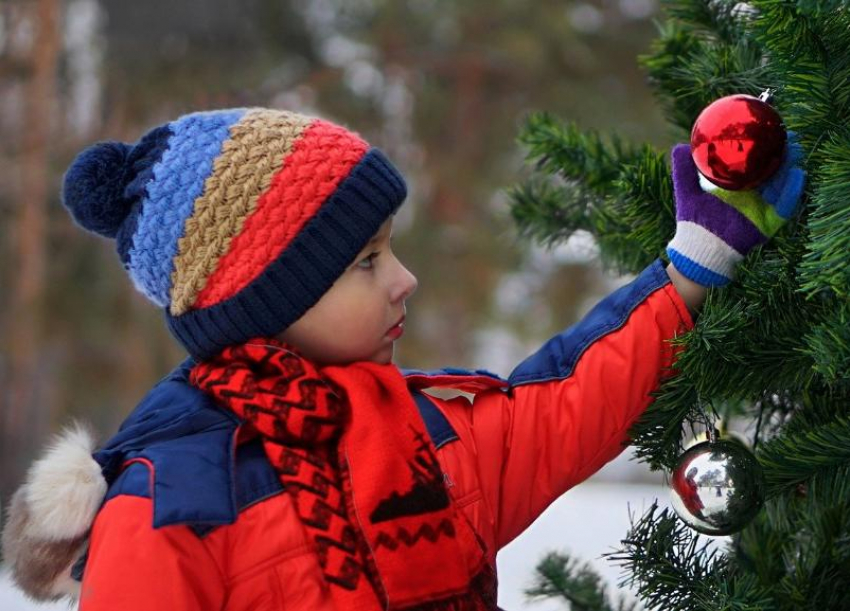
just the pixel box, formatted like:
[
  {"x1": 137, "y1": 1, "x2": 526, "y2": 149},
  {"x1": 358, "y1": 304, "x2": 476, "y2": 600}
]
[{"x1": 2, "y1": 424, "x2": 106, "y2": 602}]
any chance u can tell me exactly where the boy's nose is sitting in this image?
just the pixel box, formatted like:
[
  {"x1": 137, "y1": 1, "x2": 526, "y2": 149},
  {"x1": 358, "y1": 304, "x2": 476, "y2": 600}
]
[{"x1": 393, "y1": 262, "x2": 418, "y2": 303}]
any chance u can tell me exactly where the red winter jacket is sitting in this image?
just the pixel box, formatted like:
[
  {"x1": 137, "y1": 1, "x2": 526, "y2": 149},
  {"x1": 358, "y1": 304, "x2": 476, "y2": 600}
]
[{"x1": 76, "y1": 259, "x2": 692, "y2": 610}]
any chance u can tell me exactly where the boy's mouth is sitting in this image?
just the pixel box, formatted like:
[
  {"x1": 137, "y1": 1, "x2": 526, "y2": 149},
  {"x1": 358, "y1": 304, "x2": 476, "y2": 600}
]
[{"x1": 386, "y1": 315, "x2": 405, "y2": 340}]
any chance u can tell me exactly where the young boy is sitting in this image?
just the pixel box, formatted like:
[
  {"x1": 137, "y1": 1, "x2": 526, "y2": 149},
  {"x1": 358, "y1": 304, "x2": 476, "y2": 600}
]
[{"x1": 2, "y1": 108, "x2": 803, "y2": 610}]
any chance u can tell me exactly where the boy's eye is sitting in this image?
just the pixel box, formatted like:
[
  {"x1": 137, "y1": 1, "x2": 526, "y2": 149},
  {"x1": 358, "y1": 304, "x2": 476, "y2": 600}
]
[{"x1": 356, "y1": 252, "x2": 379, "y2": 270}]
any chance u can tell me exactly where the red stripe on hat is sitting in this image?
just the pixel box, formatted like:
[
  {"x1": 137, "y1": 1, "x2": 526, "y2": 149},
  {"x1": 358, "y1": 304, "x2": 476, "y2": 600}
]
[{"x1": 194, "y1": 120, "x2": 369, "y2": 309}]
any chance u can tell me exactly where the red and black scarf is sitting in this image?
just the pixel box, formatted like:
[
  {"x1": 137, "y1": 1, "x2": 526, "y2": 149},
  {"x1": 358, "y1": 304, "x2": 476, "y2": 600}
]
[{"x1": 190, "y1": 339, "x2": 497, "y2": 610}]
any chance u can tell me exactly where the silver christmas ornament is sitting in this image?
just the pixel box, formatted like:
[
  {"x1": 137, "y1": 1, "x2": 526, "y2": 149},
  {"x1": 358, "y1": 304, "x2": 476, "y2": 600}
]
[{"x1": 670, "y1": 438, "x2": 765, "y2": 536}]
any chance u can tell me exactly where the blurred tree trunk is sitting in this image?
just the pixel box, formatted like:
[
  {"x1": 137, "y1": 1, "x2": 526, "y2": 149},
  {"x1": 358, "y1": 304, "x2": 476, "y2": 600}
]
[
  {"x1": 117, "y1": 283, "x2": 156, "y2": 427},
  {"x1": 2, "y1": 0, "x2": 61, "y2": 503},
  {"x1": 427, "y1": 51, "x2": 487, "y2": 363}
]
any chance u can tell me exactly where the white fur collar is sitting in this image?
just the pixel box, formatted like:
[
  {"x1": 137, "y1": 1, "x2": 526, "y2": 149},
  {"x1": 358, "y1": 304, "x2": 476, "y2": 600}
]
[{"x1": 2, "y1": 424, "x2": 106, "y2": 602}]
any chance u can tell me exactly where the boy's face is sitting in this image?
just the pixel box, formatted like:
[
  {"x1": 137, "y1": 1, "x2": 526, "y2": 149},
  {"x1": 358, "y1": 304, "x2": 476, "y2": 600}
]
[{"x1": 276, "y1": 217, "x2": 418, "y2": 365}]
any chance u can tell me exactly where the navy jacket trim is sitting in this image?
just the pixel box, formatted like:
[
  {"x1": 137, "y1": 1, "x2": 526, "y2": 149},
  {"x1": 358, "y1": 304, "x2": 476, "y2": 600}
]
[
  {"x1": 402, "y1": 366, "x2": 504, "y2": 381},
  {"x1": 508, "y1": 259, "x2": 671, "y2": 387},
  {"x1": 103, "y1": 461, "x2": 153, "y2": 502},
  {"x1": 412, "y1": 390, "x2": 459, "y2": 449}
]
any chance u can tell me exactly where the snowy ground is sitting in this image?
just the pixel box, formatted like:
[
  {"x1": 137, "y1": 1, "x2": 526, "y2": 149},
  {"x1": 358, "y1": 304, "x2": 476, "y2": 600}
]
[
  {"x1": 1, "y1": 481, "x2": 683, "y2": 611},
  {"x1": 496, "y1": 481, "x2": 671, "y2": 610}
]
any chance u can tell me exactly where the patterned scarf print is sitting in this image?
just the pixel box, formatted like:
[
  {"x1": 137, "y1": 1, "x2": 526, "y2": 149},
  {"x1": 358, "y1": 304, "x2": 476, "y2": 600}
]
[{"x1": 190, "y1": 339, "x2": 498, "y2": 610}]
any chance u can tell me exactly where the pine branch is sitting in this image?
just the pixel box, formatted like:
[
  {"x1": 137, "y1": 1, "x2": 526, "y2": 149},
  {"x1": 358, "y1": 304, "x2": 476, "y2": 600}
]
[
  {"x1": 745, "y1": 466, "x2": 850, "y2": 610},
  {"x1": 606, "y1": 503, "x2": 775, "y2": 611},
  {"x1": 511, "y1": 0, "x2": 850, "y2": 607},
  {"x1": 640, "y1": 7, "x2": 771, "y2": 135},
  {"x1": 782, "y1": 468, "x2": 850, "y2": 610},
  {"x1": 758, "y1": 416, "x2": 850, "y2": 498},
  {"x1": 591, "y1": 147, "x2": 676, "y2": 273},
  {"x1": 629, "y1": 245, "x2": 821, "y2": 469},
  {"x1": 511, "y1": 113, "x2": 666, "y2": 274},
  {"x1": 803, "y1": 301, "x2": 850, "y2": 387},
  {"x1": 508, "y1": 178, "x2": 596, "y2": 248},
  {"x1": 516, "y1": 112, "x2": 639, "y2": 197},
  {"x1": 794, "y1": 0, "x2": 848, "y2": 16},
  {"x1": 670, "y1": 250, "x2": 815, "y2": 394},
  {"x1": 525, "y1": 551, "x2": 639, "y2": 611},
  {"x1": 611, "y1": 147, "x2": 676, "y2": 261},
  {"x1": 752, "y1": 2, "x2": 850, "y2": 165},
  {"x1": 732, "y1": 510, "x2": 791, "y2": 588},
  {"x1": 797, "y1": 131, "x2": 850, "y2": 299},
  {"x1": 629, "y1": 366, "x2": 700, "y2": 470},
  {"x1": 638, "y1": 21, "x2": 706, "y2": 132},
  {"x1": 664, "y1": 0, "x2": 754, "y2": 43},
  {"x1": 763, "y1": 382, "x2": 850, "y2": 441}
]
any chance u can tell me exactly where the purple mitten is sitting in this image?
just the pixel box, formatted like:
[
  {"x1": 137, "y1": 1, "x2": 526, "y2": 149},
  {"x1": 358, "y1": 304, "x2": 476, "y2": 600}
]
[{"x1": 667, "y1": 142, "x2": 806, "y2": 287}]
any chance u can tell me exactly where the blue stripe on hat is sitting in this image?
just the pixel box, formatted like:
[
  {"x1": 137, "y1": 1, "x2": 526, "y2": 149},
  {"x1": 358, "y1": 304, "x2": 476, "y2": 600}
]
[
  {"x1": 128, "y1": 109, "x2": 247, "y2": 307},
  {"x1": 116, "y1": 125, "x2": 174, "y2": 268}
]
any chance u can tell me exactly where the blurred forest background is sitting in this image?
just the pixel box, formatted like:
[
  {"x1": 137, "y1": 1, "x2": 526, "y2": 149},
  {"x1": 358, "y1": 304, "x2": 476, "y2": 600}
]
[{"x1": 0, "y1": 0, "x2": 670, "y2": 507}]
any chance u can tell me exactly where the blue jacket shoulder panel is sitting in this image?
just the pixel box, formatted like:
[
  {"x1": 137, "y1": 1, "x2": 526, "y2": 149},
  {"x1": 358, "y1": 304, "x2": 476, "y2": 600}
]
[
  {"x1": 102, "y1": 437, "x2": 284, "y2": 536},
  {"x1": 72, "y1": 435, "x2": 283, "y2": 582},
  {"x1": 97, "y1": 359, "x2": 459, "y2": 534},
  {"x1": 94, "y1": 358, "x2": 244, "y2": 529},
  {"x1": 508, "y1": 259, "x2": 671, "y2": 387}
]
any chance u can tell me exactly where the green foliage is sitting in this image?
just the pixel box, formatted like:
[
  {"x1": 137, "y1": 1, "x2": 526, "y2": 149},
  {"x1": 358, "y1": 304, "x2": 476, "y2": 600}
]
[
  {"x1": 737, "y1": 466, "x2": 850, "y2": 610},
  {"x1": 511, "y1": 0, "x2": 850, "y2": 608},
  {"x1": 510, "y1": 112, "x2": 668, "y2": 274},
  {"x1": 794, "y1": 0, "x2": 850, "y2": 16},
  {"x1": 798, "y1": 131, "x2": 850, "y2": 299},
  {"x1": 607, "y1": 504, "x2": 775, "y2": 611},
  {"x1": 752, "y1": 1, "x2": 850, "y2": 165},
  {"x1": 629, "y1": 241, "x2": 823, "y2": 469},
  {"x1": 758, "y1": 416, "x2": 850, "y2": 498},
  {"x1": 612, "y1": 147, "x2": 677, "y2": 263},
  {"x1": 525, "y1": 551, "x2": 638, "y2": 611},
  {"x1": 515, "y1": 111, "x2": 640, "y2": 197},
  {"x1": 639, "y1": 4, "x2": 771, "y2": 135},
  {"x1": 628, "y1": 363, "x2": 700, "y2": 470},
  {"x1": 803, "y1": 300, "x2": 850, "y2": 386}
]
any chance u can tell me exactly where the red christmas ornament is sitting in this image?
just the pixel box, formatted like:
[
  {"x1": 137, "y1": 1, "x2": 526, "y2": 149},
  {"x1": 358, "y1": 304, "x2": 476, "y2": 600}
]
[{"x1": 690, "y1": 93, "x2": 786, "y2": 190}]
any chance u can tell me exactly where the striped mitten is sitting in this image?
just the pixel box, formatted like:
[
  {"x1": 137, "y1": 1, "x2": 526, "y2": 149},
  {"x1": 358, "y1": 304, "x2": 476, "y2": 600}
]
[{"x1": 667, "y1": 135, "x2": 806, "y2": 287}]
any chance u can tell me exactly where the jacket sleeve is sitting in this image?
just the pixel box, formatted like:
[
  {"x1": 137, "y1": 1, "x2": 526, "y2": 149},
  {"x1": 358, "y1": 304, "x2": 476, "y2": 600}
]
[
  {"x1": 79, "y1": 495, "x2": 226, "y2": 611},
  {"x1": 462, "y1": 259, "x2": 694, "y2": 550}
]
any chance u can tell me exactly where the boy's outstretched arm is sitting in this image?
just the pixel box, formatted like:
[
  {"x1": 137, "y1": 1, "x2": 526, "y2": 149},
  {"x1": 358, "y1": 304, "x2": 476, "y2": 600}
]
[
  {"x1": 440, "y1": 139, "x2": 806, "y2": 552},
  {"x1": 666, "y1": 263, "x2": 707, "y2": 319}
]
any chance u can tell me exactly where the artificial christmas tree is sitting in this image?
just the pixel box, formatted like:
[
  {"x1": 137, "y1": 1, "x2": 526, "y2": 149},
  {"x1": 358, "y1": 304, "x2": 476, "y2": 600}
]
[{"x1": 510, "y1": 1, "x2": 850, "y2": 609}]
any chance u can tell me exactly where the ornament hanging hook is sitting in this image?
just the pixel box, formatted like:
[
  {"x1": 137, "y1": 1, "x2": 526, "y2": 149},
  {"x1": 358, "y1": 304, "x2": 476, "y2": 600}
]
[
  {"x1": 758, "y1": 88, "x2": 775, "y2": 104},
  {"x1": 695, "y1": 391, "x2": 720, "y2": 443}
]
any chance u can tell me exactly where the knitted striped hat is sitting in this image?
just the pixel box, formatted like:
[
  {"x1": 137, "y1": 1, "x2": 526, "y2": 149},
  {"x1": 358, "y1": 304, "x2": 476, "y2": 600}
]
[{"x1": 62, "y1": 108, "x2": 407, "y2": 360}]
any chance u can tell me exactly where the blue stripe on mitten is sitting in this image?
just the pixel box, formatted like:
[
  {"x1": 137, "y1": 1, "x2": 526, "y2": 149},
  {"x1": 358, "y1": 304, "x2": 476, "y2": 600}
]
[{"x1": 667, "y1": 136, "x2": 806, "y2": 287}]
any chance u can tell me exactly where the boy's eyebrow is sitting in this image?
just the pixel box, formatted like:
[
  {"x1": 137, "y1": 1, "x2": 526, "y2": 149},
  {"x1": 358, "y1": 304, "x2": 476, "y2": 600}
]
[
  {"x1": 366, "y1": 229, "x2": 392, "y2": 246},
  {"x1": 352, "y1": 229, "x2": 391, "y2": 262}
]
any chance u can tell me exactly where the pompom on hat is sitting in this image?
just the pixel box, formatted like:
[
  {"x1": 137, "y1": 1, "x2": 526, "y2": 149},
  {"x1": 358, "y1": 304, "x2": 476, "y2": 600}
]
[{"x1": 62, "y1": 108, "x2": 407, "y2": 360}]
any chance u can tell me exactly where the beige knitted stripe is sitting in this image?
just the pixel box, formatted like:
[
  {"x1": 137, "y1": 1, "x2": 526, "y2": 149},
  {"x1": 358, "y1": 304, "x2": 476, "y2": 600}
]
[{"x1": 169, "y1": 109, "x2": 313, "y2": 316}]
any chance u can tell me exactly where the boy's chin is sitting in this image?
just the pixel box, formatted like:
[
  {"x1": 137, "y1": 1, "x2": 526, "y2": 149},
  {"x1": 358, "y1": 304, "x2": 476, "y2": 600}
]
[{"x1": 370, "y1": 344, "x2": 395, "y2": 365}]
